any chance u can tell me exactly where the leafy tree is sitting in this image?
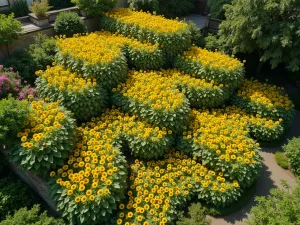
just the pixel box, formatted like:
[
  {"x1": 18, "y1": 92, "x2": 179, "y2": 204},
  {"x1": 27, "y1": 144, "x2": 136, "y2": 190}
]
[
  {"x1": 246, "y1": 181, "x2": 300, "y2": 225},
  {"x1": 71, "y1": 0, "x2": 118, "y2": 16},
  {"x1": 207, "y1": 0, "x2": 232, "y2": 20},
  {"x1": 0, "y1": 13, "x2": 23, "y2": 56},
  {"x1": 219, "y1": 0, "x2": 300, "y2": 72},
  {"x1": 0, "y1": 205, "x2": 65, "y2": 225},
  {"x1": 176, "y1": 203, "x2": 211, "y2": 225}
]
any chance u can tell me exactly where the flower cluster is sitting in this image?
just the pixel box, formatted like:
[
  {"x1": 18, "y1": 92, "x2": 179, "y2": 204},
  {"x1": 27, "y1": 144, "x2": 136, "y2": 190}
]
[
  {"x1": 56, "y1": 33, "x2": 128, "y2": 89},
  {"x1": 222, "y1": 106, "x2": 284, "y2": 142},
  {"x1": 232, "y1": 79, "x2": 295, "y2": 126},
  {"x1": 112, "y1": 70, "x2": 190, "y2": 131},
  {"x1": 175, "y1": 47, "x2": 245, "y2": 89},
  {"x1": 100, "y1": 8, "x2": 192, "y2": 63},
  {"x1": 17, "y1": 85, "x2": 38, "y2": 100},
  {"x1": 178, "y1": 109, "x2": 262, "y2": 187},
  {"x1": 162, "y1": 69, "x2": 230, "y2": 108},
  {"x1": 0, "y1": 66, "x2": 21, "y2": 99},
  {"x1": 35, "y1": 65, "x2": 107, "y2": 121},
  {"x1": 116, "y1": 150, "x2": 241, "y2": 225},
  {"x1": 49, "y1": 108, "x2": 175, "y2": 224},
  {"x1": 10, "y1": 100, "x2": 76, "y2": 175}
]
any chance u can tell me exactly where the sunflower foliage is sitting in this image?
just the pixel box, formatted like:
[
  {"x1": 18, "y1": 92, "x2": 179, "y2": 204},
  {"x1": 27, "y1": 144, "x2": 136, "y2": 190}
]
[
  {"x1": 232, "y1": 79, "x2": 295, "y2": 127},
  {"x1": 100, "y1": 8, "x2": 192, "y2": 64},
  {"x1": 178, "y1": 109, "x2": 262, "y2": 187},
  {"x1": 35, "y1": 65, "x2": 108, "y2": 121},
  {"x1": 9, "y1": 100, "x2": 76, "y2": 175}
]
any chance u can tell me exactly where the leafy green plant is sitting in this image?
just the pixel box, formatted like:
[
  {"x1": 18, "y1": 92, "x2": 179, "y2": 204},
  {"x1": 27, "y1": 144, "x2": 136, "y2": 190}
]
[
  {"x1": 0, "y1": 175, "x2": 32, "y2": 221},
  {"x1": 275, "y1": 152, "x2": 289, "y2": 169},
  {"x1": 9, "y1": 100, "x2": 77, "y2": 175},
  {"x1": 49, "y1": 0, "x2": 74, "y2": 10},
  {"x1": 54, "y1": 12, "x2": 87, "y2": 37},
  {"x1": 246, "y1": 181, "x2": 300, "y2": 225},
  {"x1": 0, "y1": 95, "x2": 29, "y2": 147},
  {"x1": 204, "y1": 34, "x2": 220, "y2": 51},
  {"x1": 129, "y1": 0, "x2": 195, "y2": 18},
  {"x1": 219, "y1": 0, "x2": 300, "y2": 72},
  {"x1": 29, "y1": 0, "x2": 52, "y2": 18},
  {"x1": 71, "y1": 0, "x2": 118, "y2": 16},
  {"x1": 0, "y1": 13, "x2": 23, "y2": 56},
  {"x1": 0, "y1": 205, "x2": 65, "y2": 225},
  {"x1": 27, "y1": 33, "x2": 57, "y2": 70},
  {"x1": 283, "y1": 137, "x2": 300, "y2": 176},
  {"x1": 207, "y1": 0, "x2": 232, "y2": 20},
  {"x1": 176, "y1": 203, "x2": 211, "y2": 225},
  {"x1": 10, "y1": 0, "x2": 29, "y2": 18},
  {"x1": 187, "y1": 21, "x2": 205, "y2": 47}
]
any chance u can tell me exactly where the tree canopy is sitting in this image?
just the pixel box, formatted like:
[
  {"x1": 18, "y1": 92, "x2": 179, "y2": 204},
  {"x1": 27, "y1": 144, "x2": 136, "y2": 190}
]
[{"x1": 219, "y1": 0, "x2": 300, "y2": 72}]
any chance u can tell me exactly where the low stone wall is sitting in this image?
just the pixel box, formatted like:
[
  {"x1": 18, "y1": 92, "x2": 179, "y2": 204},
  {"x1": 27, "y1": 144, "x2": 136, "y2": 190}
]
[{"x1": 1, "y1": 148, "x2": 58, "y2": 214}]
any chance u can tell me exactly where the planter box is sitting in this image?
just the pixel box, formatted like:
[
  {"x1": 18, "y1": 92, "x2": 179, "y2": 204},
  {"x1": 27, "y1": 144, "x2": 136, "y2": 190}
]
[{"x1": 29, "y1": 13, "x2": 50, "y2": 27}]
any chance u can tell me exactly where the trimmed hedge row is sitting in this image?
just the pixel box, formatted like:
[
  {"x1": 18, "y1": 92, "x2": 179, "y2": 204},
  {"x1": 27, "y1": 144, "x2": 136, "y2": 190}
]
[
  {"x1": 232, "y1": 79, "x2": 295, "y2": 126},
  {"x1": 35, "y1": 65, "x2": 108, "y2": 121},
  {"x1": 116, "y1": 150, "x2": 241, "y2": 225},
  {"x1": 177, "y1": 109, "x2": 262, "y2": 187},
  {"x1": 49, "y1": 108, "x2": 175, "y2": 224},
  {"x1": 175, "y1": 47, "x2": 245, "y2": 89},
  {"x1": 100, "y1": 8, "x2": 192, "y2": 63},
  {"x1": 10, "y1": 100, "x2": 76, "y2": 175}
]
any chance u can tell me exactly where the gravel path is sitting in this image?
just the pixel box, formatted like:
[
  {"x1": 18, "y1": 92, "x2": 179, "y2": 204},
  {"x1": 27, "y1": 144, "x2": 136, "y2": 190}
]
[{"x1": 209, "y1": 111, "x2": 300, "y2": 225}]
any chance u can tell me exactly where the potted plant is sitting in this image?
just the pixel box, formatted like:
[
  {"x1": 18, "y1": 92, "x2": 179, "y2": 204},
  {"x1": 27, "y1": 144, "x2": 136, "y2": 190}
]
[{"x1": 29, "y1": 0, "x2": 52, "y2": 27}]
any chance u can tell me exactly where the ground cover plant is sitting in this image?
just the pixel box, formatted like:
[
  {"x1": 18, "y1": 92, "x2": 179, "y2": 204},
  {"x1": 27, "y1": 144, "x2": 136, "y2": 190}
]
[{"x1": 1, "y1": 8, "x2": 296, "y2": 225}]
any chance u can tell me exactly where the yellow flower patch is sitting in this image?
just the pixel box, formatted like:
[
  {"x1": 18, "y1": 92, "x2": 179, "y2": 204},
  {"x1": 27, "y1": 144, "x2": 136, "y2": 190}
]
[
  {"x1": 116, "y1": 150, "x2": 240, "y2": 225},
  {"x1": 104, "y1": 8, "x2": 188, "y2": 34}
]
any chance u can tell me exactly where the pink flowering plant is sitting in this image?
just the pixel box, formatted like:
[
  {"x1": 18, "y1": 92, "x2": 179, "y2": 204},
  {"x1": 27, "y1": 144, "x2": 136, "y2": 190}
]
[{"x1": 0, "y1": 65, "x2": 22, "y2": 99}]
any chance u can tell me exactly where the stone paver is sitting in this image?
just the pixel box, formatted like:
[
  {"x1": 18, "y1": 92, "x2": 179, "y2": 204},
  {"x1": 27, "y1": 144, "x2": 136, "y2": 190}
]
[{"x1": 209, "y1": 111, "x2": 300, "y2": 225}]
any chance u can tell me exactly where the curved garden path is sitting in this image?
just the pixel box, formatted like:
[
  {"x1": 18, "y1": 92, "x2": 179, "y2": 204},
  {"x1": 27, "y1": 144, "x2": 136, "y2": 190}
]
[{"x1": 209, "y1": 111, "x2": 300, "y2": 225}]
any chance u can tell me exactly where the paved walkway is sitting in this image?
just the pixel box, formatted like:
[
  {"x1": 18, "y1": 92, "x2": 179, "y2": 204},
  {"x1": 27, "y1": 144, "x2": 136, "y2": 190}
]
[
  {"x1": 179, "y1": 14, "x2": 207, "y2": 29},
  {"x1": 210, "y1": 111, "x2": 300, "y2": 225}
]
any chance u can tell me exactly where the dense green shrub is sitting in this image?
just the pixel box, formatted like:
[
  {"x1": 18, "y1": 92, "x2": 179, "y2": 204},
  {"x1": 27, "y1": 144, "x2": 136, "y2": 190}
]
[
  {"x1": 204, "y1": 34, "x2": 220, "y2": 51},
  {"x1": 0, "y1": 175, "x2": 32, "y2": 221},
  {"x1": 10, "y1": 0, "x2": 29, "y2": 18},
  {"x1": 4, "y1": 51, "x2": 37, "y2": 84},
  {"x1": 0, "y1": 96, "x2": 29, "y2": 147},
  {"x1": 28, "y1": 33, "x2": 57, "y2": 70},
  {"x1": 187, "y1": 21, "x2": 205, "y2": 47},
  {"x1": 283, "y1": 137, "x2": 300, "y2": 176},
  {"x1": 0, "y1": 13, "x2": 23, "y2": 56},
  {"x1": 35, "y1": 65, "x2": 108, "y2": 121},
  {"x1": 246, "y1": 181, "x2": 300, "y2": 225},
  {"x1": 54, "y1": 12, "x2": 87, "y2": 37},
  {"x1": 100, "y1": 8, "x2": 192, "y2": 64},
  {"x1": 176, "y1": 203, "x2": 211, "y2": 225},
  {"x1": 49, "y1": 0, "x2": 74, "y2": 10},
  {"x1": 9, "y1": 100, "x2": 76, "y2": 175},
  {"x1": 129, "y1": 0, "x2": 195, "y2": 18},
  {"x1": 71, "y1": 0, "x2": 118, "y2": 16},
  {"x1": 0, "y1": 205, "x2": 65, "y2": 225},
  {"x1": 275, "y1": 152, "x2": 289, "y2": 169},
  {"x1": 207, "y1": 0, "x2": 232, "y2": 20},
  {"x1": 5, "y1": 34, "x2": 57, "y2": 84}
]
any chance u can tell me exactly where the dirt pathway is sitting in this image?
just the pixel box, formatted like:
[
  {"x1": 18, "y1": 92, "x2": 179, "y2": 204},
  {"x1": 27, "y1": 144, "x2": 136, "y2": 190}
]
[{"x1": 209, "y1": 111, "x2": 300, "y2": 225}]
